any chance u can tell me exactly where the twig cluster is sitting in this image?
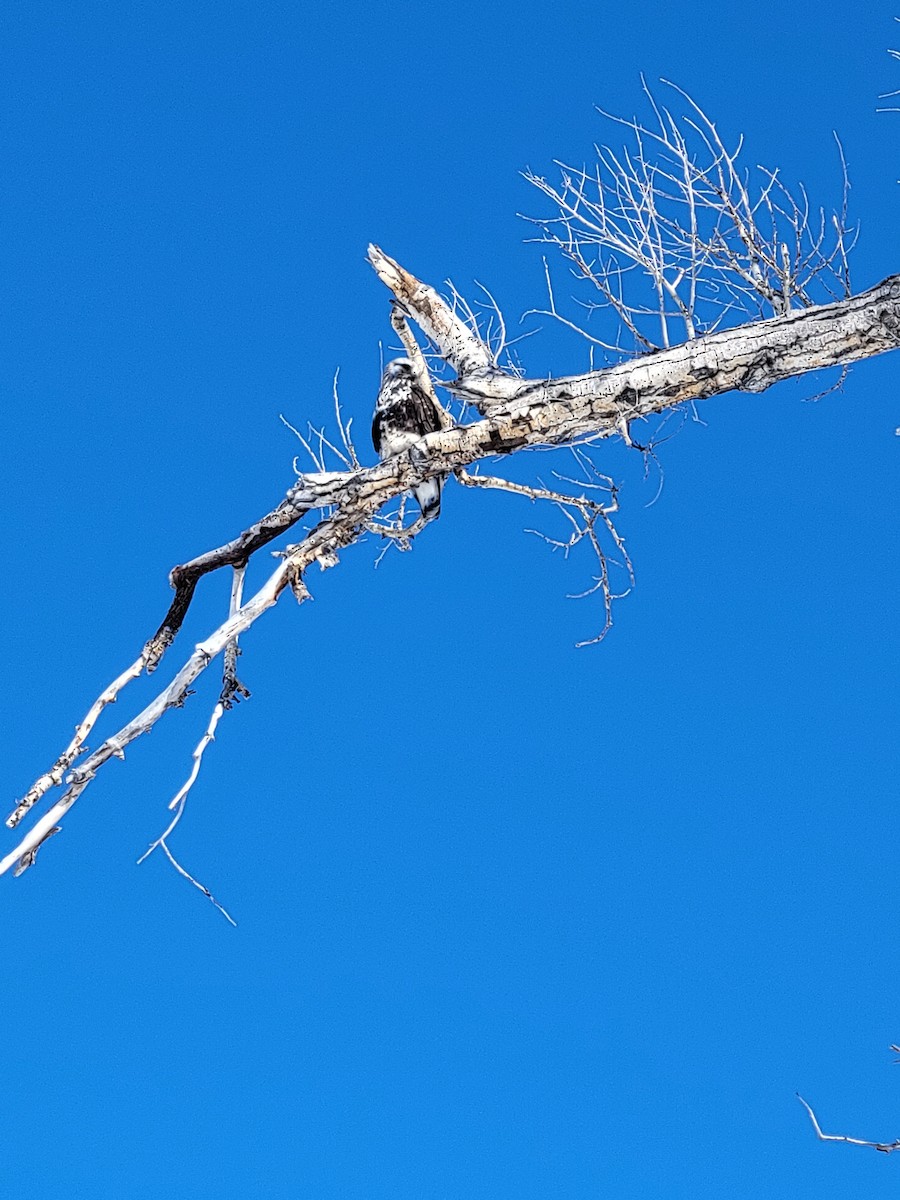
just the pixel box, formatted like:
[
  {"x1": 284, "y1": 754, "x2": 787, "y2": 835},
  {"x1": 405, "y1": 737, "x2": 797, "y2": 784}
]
[
  {"x1": 458, "y1": 446, "x2": 633, "y2": 645},
  {"x1": 523, "y1": 80, "x2": 855, "y2": 354}
]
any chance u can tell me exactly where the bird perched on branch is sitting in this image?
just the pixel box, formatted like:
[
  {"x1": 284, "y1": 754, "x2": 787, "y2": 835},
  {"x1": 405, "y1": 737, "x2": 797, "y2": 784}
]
[{"x1": 371, "y1": 357, "x2": 445, "y2": 521}]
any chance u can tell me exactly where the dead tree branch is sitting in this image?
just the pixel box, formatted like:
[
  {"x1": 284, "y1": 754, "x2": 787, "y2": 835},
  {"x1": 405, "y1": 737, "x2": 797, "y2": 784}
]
[
  {"x1": 797, "y1": 1094, "x2": 900, "y2": 1155},
  {"x1": 135, "y1": 563, "x2": 248, "y2": 924},
  {"x1": 457, "y1": 461, "x2": 632, "y2": 644},
  {"x1": 7, "y1": 241, "x2": 900, "y2": 881}
]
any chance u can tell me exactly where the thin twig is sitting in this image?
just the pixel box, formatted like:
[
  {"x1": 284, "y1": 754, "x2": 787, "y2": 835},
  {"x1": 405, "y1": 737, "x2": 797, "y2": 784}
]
[
  {"x1": 457, "y1": 466, "x2": 632, "y2": 645},
  {"x1": 797, "y1": 1094, "x2": 900, "y2": 1154},
  {"x1": 136, "y1": 564, "x2": 247, "y2": 926}
]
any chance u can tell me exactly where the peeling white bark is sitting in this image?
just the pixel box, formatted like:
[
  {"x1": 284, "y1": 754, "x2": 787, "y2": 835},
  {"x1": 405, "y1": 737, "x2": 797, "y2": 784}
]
[
  {"x1": 6, "y1": 250, "x2": 900, "y2": 881},
  {"x1": 368, "y1": 245, "x2": 498, "y2": 381}
]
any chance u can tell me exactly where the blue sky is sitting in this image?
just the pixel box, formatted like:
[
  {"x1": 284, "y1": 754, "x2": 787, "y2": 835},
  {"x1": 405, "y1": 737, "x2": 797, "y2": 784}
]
[{"x1": 2, "y1": 3, "x2": 900, "y2": 1197}]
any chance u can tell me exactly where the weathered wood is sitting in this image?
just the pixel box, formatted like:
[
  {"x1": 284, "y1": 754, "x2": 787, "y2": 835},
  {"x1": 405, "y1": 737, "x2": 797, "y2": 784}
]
[{"x1": 7, "y1": 257, "x2": 900, "y2": 875}]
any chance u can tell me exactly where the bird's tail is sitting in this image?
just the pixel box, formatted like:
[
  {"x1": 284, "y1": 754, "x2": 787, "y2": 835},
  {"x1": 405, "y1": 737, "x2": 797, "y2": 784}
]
[{"x1": 415, "y1": 476, "x2": 443, "y2": 522}]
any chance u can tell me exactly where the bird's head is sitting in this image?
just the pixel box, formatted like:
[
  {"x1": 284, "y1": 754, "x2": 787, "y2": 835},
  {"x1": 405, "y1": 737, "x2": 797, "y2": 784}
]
[{"x1": 381, "y1": 357, "x2": 413, "y2": 381}]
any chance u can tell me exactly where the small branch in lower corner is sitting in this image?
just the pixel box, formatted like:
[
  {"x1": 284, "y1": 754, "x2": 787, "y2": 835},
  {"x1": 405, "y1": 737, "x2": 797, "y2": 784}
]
[{"x1": 797, "y1": 1093, "x2": 900, "y2": 1154}]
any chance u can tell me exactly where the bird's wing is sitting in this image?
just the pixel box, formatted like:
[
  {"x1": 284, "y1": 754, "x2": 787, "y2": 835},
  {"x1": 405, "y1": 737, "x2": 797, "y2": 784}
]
[{"x1": 411, "y1": 382, "x2": 443, "y2": 435}]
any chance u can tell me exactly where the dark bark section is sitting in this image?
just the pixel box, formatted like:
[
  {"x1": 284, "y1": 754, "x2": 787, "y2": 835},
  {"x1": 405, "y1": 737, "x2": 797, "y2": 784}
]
[
  {"x1": 145, "y1": 495, "x2": 313, "y2": 669},
  {"x1": 144, "y1": 274, "x2": 900, "y2": 671}
]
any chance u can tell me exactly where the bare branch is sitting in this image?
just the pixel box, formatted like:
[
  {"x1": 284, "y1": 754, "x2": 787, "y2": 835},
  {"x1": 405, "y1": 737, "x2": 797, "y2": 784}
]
[
  {"x1": 797, "y1": 1094, "x2": 900, "y2": 1155},
  {"x1": 2, "y1": 553, "x2": 295, "y2": 879},
  {"x1": 156, "y1": 838, "x2": 238, "y2": 926},
  {"x1": 7, "y1": 651, "x2": 149, "y2": 829},
  {"x1": 368, "y1": 244, "x2": 497, "y2": 380},
  {"x1": 332, "y1": 370, "x2": 361, "y2": 470},
  {"x1": 522, "y1": 82, "x2": 855, "y2": 354},
  {"x1": 135, "y1": 565, "x2": 247, "y2": 926},
  {"x1": 7, "y1": 250, "x2": 900, "y2": 879},
  {"x1": 457, "y1": 465, "x2": 633, "y2": 645}
]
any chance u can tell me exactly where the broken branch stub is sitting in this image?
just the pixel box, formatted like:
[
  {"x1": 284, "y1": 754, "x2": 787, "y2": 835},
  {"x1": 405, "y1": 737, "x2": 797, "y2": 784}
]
[{"x1": 6, "y1": 248, "x2": 900, "y2": 884}]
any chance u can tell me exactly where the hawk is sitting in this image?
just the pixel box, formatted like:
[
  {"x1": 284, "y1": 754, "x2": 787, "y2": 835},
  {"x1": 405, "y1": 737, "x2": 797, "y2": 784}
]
[{"x1": 371, "y1": 357, "x2": 444, "y2": 521}]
